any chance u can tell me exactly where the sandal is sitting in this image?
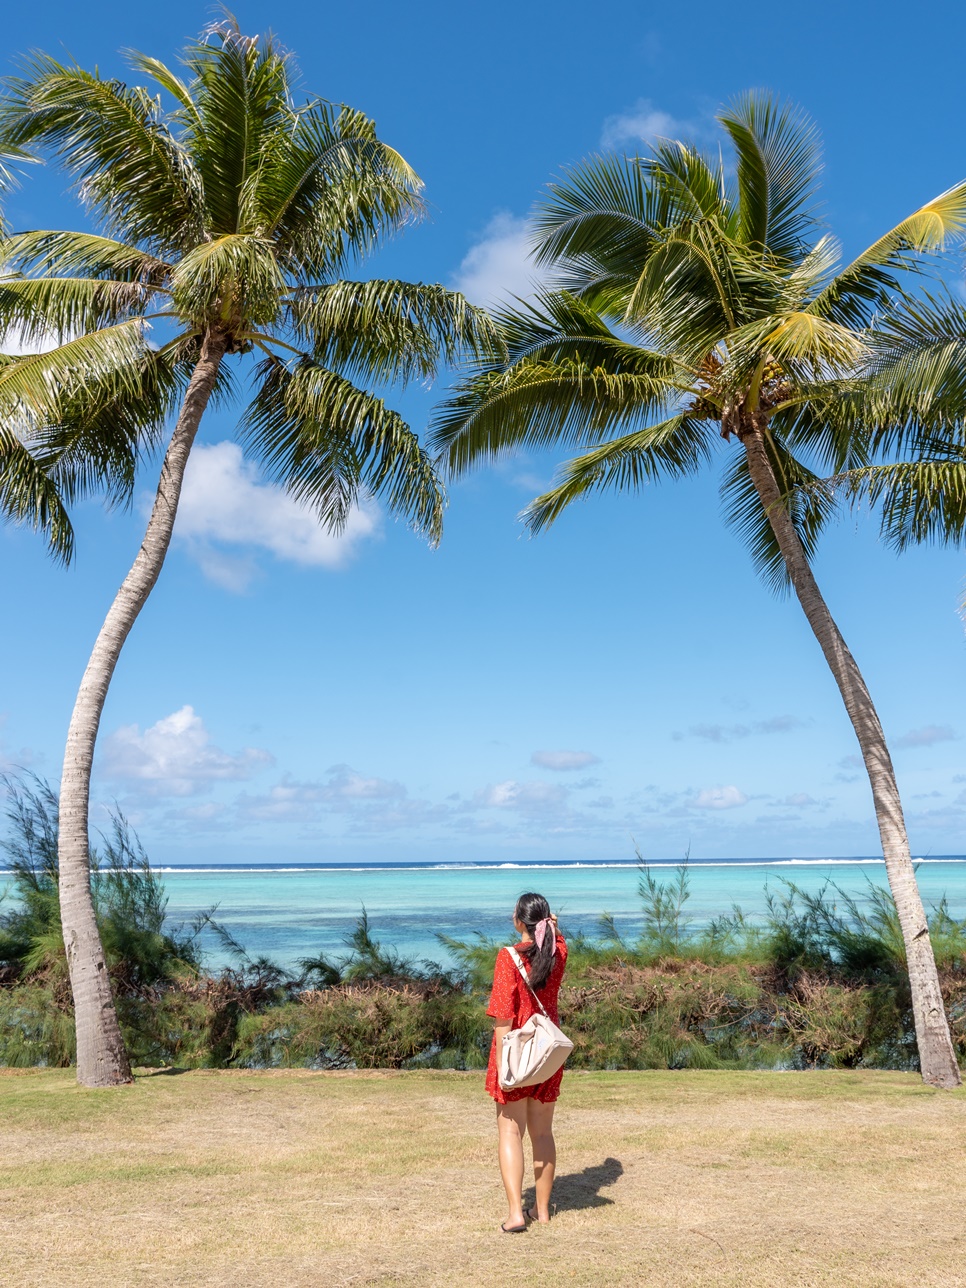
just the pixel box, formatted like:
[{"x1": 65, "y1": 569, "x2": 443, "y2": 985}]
[
  {"x1": 525, "y1": 1205, "x2": 556, "y2": 1223},
  {"x1": 501, "y1": 1221, "x2": 528, "y2": 1234}
]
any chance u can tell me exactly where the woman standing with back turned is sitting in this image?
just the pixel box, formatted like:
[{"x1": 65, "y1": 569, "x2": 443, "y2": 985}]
[{"x1": 486, "y1": 892, "x2": 569, "y2": 1233}]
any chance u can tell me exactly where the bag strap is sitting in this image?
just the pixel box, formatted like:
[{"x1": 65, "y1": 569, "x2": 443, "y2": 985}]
[{"x1": 505, "y1": 946, "x2": 550, "y2": 1019}]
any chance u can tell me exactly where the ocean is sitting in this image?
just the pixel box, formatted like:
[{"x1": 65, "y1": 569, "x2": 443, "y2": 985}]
[{"x1": 5, "y1": 856, "x2": 956, "y2": 971}]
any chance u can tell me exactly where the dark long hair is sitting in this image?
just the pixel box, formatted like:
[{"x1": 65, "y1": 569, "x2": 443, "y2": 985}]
[{"x1": 515, "y1": 892, "x2": 555, "y2": 991}]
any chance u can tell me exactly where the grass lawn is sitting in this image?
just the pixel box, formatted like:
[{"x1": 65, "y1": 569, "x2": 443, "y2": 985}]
[{"x1": 2, "y1": 1068, "x2": 966, "y2": 1287}]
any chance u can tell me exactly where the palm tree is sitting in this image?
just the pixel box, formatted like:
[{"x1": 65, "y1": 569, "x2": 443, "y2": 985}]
[
  {"x1": 432, "y1": 94, "x2": 966, "y2": 1087},
  {"x1": 0, "y1": 19, "x2": 493, "y2": 1086}
]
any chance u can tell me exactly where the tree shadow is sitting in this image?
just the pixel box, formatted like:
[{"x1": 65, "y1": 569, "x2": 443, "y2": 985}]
[
  {"x1": 134, "y1": 1067, "x2": 194, "y2": 1078},
  {"x1": 526, "y1": 1156, "x2": 624, "y2": 1213}
]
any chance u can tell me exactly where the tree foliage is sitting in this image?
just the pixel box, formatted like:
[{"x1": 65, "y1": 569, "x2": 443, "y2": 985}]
[{"x1": 0, "y1": 17, "x2": 496, "y2": 557}]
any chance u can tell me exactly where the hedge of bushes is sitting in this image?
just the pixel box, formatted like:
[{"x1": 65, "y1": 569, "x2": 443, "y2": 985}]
[{"x1": 3, "y1": 775, "x2": 966, "y2": 1073}]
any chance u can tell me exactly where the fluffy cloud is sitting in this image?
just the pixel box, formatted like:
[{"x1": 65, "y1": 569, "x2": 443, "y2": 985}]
[
  {"x1": 692, "y1": 785, "x2": 749, "y2": 810},
  {"x1": 530, "y1": 749, "x2": 601, "y2": 771},
  {"x1": 783, "y1": 792, "x2": 818, "y2": 808},
  {"x1": 894, "y1": 725, "x2": 956, "y2": 750},
  {"x1": 237, "y1": 766, "x2": 406, "y2": 823},
  {"x1": 674, "y1": 716, "x2": 804, "y2": 744},
  {"x1": 451, "y1": 212, "x2": 541, "y2": 307},
  {"x1": 472, "y1": 779, "x2": 568, "y2": 813},
  {"x1": 600, "y1": 99, "x2": 696, "y2": 150},
  {"x1": 174, "y1": 442, "x2": 380, "y2": 591},
  {"x1": 101, "y1": 705, "x2": 273, "y2": 797}
]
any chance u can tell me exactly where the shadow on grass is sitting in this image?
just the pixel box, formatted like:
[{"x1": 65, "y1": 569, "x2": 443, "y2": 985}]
[
  {"x1": 135, "y1": 1067, "x2": 195, "y2": 1078},
  {"x1": 528, "y1": 1156, "x2": 624, "y2": 1212}
]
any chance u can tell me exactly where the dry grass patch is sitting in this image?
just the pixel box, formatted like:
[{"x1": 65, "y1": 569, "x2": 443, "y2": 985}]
[{"x1": 2, "y1": 1068, "x2": 966, "y2": 1286}]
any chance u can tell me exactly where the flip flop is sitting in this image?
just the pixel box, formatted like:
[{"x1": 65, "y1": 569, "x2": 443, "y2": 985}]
[
  {"x1": 525, "y1": 1205, "x2": 556, "y2": 1223},
  {"x1": 501, "y1": 1221, "x2": 528, "y2": 1234}
]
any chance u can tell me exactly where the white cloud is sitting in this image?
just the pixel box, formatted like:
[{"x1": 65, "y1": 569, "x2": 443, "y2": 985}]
[
  {"x1": 600, "y1": 99, "x2": 695, "y2": 150},
  {"x1": 101, "y1": 705, "x2": 274, "y2": 797},
  {"x1": 894, "y1": 725, "x2": 956, "y2": 750},
  {"x1": 783, "y1": 793, "x2": 818, "y2": 808},
  {"x1": 674, "y1": 716, "x2": 804, "y2": 744},
  {"x1": 531, "y1": 749, "x2": 601, "y2": 771},
  {"x1": 321, "y1": 764, "x2": 406, "y2": 802},
  {"x1": 236, "y1": 766, "x2": 406, "y2": 823},
  {"x1": 692, "y1": 785, "x2": 749, "y2": 810},
  {"x1": 174, "y1": 442, "x2": 380, "y2": 590},
  {"x1": 472, "y1": 779, "x2": 568, "y2": 813},
  {"x1": 452, "y1": 212, "x2": 541, "y2": 307}
]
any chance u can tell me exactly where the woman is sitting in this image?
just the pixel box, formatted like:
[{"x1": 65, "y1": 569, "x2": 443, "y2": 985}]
[{"x1": 486, "y1": 891, "x2": 569, "y2": 1233}]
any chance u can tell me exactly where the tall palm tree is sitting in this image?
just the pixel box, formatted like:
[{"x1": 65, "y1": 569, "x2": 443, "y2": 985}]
[
  {"x1": 0, "y1": 20, "x2": 493, "y2": 1086},
  {"x1": 432, "y1": 94, "x2": 966, "y2": 1087}
]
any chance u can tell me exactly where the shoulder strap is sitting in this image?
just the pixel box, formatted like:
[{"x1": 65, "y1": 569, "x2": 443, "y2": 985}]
[{"x1": 505, "y1": 946, "x2": 549, "y2": 1018}]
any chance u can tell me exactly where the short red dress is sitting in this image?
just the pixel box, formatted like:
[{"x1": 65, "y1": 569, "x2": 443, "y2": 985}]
[{"x1": 485, "y1": 936, "x2": 569, "y2": 1104}]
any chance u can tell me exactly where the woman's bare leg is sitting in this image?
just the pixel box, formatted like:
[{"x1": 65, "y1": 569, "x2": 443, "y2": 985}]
[
  {"x1": 496, "y1": 1101, "x2": 528, "y2": 1229},
  {"x1": 525, "y1": 1098, "x2": 556, "y2": 1221}
]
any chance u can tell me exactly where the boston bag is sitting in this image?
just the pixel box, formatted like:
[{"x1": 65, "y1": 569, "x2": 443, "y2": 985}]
[{"x1": 499, "y1": 946, "x2": 574, "y2": 1090}]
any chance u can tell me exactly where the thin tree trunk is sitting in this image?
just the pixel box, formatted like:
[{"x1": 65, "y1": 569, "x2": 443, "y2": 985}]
[
  {"x1": 58, "y1": 329, "x2": 228, "y2": 1087},
  {"x1": 741, "y1": 420, "x2": 961, "y2": 1088}
]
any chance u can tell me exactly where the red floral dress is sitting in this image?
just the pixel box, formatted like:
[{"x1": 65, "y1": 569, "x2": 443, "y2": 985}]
[{"x1": 485, "y1": 936, "x2": 569, "y2": 1104}]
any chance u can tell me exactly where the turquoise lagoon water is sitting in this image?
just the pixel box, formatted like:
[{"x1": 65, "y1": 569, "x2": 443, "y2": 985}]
[
  {"x1": 9, "y1": 857, "x2": 957, "y2": 971},
  {"x1": 4, "y1": 859, "x2": 965, "y2": 969}
]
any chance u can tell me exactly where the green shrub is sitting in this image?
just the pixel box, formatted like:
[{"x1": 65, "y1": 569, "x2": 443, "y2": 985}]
[{"x1": 4, "y1": 782, "x2": 966, "y2": 1074}]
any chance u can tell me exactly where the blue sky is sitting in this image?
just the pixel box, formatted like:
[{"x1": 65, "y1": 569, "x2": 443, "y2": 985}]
[{"x1": 2, "y1": 0, "x2": 966, "y2": 863}]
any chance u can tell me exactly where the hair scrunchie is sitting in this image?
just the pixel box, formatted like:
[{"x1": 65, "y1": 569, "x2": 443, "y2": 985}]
[{"x1": 533, "y1": 917, "x2": 556, "y2": 955}]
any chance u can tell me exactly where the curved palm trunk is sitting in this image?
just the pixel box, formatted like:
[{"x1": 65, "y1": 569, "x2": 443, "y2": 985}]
[
  {"x1": 742, "y1": 421, "x2": 960, "y2": 1088},
  {"x1": 58, "y1": 330, "x2": 227, "y2": 1087}
]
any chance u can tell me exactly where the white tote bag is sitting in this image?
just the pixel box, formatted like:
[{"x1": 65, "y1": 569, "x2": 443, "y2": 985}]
[{"x1": 499, "y1": 946, "x2": 574, "y2": 1090}]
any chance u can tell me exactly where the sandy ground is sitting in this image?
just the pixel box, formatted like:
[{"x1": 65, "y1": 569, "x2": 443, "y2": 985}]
[{"x1": 2, "y1": 1067, "x2": 965, "y2": 1287}]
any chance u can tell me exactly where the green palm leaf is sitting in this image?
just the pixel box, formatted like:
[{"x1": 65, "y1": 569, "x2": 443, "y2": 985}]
[
  {"x1": 0, "y1": 54, "x2": 204, "y2": 253},
  {"x1": 719, "y1": 92, "x2": 821, "y2": 260},
  {"x1": 244, "y1": 355, "x2": 445, "y2": 543},
  {"x1": 522, "y1": 414, "x2": 712, "y2": 532},
  {"x1": 288, "y1": 279, "x2": 495, "y2": 385}
]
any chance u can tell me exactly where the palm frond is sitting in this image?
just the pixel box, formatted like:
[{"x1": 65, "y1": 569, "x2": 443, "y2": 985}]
[
  {"x1": 244, "y1": 355, "x2": 445, "y2": 542},
  {"x1": 808, "y1": 181, "x2": 966, "y2": 326},
  {"x1": 719, "y1": 92, "x2": 821, "y2": 260},
  {"x1": 0, "y1": 276, "x2": 155, "y2": 342},
  {"x1": 645, "y1": 140, "x2": 733, "y2": 225},
  {"x1": 0, "y1": 321, "x2": 151, "y2": 424},
  {"x1": 26, "y1": 341, "x2": 185, "y2": 508},
  {"x1": 865, "y1": 291, "x2": 966, "y2": 433},
  {"x1": 2, "y1": 230, "x2": 170, "y2": 283},
  {"x1": 170, "y1": 234, "x2": 284, "y2": 327},
  {"x1": 822, "y1": 455, "x2": 966, "y2": 551},
  {"x1": 177, "y1": 20, "x2": 291, "y2": 236},
  {"x1": 286, "y1": 279, "x2": 497, "y2": 385},
  {"x1": 432, "y1": 354, "x2": 683, "y2": 476},
  {"x1": 532, "y1": 153, "x2": 666, "y2": 279},
  {"x1": 0, "y1": 424, "x2": 74, "y2": 560},
  {"x1": 255, "y1": 105, "x2": 423, "y2": 270},
  {"x1": 123, "y1": 52, "x2": 200, "y2": 120},
  {"x1": 724, "y1": 310, "x2": 869, "y2": 395},
  {"x1": 0, "y1": 53, "x2": 204, "y2": 253},
  {"x1": 521, "y1": 414, "x2": 713, "y2": 532}
]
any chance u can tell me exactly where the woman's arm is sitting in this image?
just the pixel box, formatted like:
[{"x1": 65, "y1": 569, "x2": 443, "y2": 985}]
[{"x1": 491, "y1": 1018, "x2": 512, "y2": 1047}]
